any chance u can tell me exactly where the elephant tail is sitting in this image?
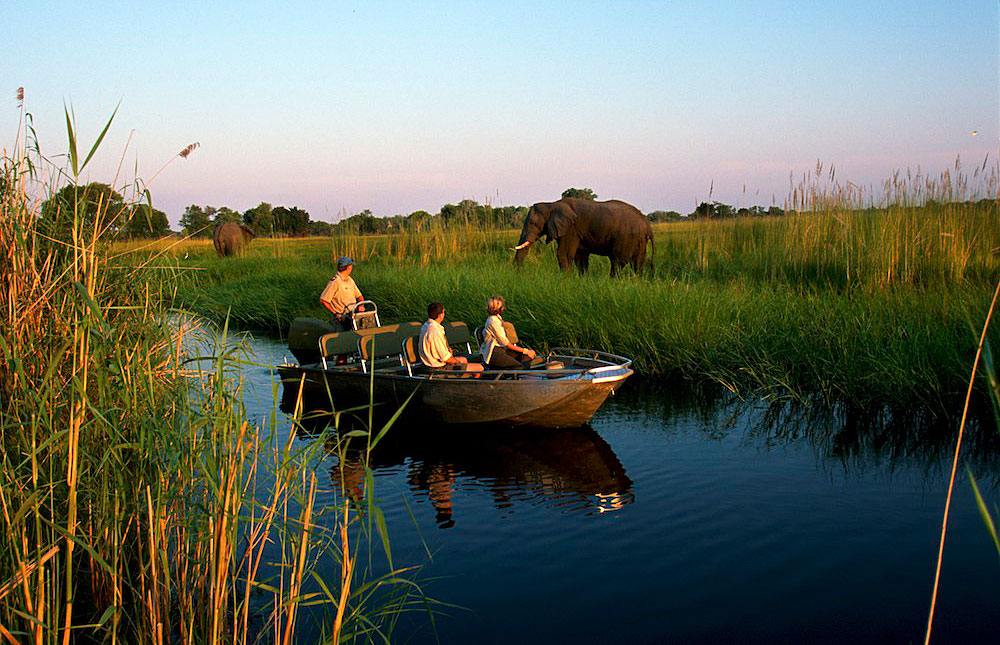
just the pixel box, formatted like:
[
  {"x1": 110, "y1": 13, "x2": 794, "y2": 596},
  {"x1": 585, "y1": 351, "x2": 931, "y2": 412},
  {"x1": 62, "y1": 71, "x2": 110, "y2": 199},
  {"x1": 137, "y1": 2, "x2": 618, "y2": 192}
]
[{"x1": 646, "y1": 232, "x2": 655, "y2": 275}]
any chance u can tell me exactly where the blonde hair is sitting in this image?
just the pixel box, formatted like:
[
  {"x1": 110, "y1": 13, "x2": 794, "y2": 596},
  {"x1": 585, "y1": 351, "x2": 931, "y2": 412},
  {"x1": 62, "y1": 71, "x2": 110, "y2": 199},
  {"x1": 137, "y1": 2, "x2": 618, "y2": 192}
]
[{"x1": 486, "y1": 296, "x2": 506, "y2": 316}]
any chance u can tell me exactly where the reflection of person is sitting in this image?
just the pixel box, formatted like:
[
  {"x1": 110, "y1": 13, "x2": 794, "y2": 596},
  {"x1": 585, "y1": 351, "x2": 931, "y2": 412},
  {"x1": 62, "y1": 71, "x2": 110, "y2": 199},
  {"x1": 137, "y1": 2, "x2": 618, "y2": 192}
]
[
  {"x1": 426, "y1": 464, "x2": 457, "y2": 528},
  {"x1": 482, "y1": 296, "x2": 537, "y2": 369},
  {"x1": 419, "y1": 302, "x2": 484, "y2": 372},
  {"x1": 320, "y1": 256, "x2": 365, "y2": 330}
]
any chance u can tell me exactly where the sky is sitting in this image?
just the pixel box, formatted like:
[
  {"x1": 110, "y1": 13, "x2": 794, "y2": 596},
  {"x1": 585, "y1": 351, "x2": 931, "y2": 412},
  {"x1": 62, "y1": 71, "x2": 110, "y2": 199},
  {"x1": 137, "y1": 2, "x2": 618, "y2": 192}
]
[{"x1": 4, "y1": 1, "x2": 998, "y2": 226}]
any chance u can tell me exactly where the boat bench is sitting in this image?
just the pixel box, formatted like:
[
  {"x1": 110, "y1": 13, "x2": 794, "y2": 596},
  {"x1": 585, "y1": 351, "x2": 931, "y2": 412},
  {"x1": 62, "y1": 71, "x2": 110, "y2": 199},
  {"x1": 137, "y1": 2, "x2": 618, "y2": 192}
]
[
  {"x1": 358, "y1": 323, "x2": 422, "y2": 373},
  {"x1": 317, "y1": 322, "x2": 421, "y2": 369},
  {"x1": 319, "y1": 320, "x2": 477, "y2": 375}
]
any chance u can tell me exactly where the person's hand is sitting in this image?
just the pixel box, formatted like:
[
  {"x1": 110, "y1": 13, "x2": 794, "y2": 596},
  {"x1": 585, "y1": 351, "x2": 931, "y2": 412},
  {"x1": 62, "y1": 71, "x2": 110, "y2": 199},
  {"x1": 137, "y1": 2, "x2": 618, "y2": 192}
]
[
  {"x1": 456, "y1": 356, "x2": 468, "y2": 364},
  {"x1": 525, "y1": 348, "x2": 536, "y2": 359}
]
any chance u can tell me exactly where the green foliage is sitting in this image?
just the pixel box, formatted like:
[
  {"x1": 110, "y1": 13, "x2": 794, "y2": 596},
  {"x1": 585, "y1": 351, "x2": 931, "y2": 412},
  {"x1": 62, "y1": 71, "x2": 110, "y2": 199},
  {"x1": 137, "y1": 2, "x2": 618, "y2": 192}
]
[
  {"x1": 212, "y1": 205, "x2": 241, "y2": 224},
  {"x1": 180, "y1": 203, "x2": 213, "y2": 237},
  {"x1": 242, "y1": 201, "x2": 274, "y2": 235},
  {"x1": 562, "y1": 187, "x2": 598, "y2": 200},
  {"x1": 273, "y1": 205, "x2": 311, "y2": 236},
  {"x1": 647, "y1": 210, "x2": 684, "y2": 222},
  {"x1": 121, "y1": 204, "x2": 171, "y2": 238},
  {"x1": 39, "y1": 181, "x2": 126, "y2": 236}
]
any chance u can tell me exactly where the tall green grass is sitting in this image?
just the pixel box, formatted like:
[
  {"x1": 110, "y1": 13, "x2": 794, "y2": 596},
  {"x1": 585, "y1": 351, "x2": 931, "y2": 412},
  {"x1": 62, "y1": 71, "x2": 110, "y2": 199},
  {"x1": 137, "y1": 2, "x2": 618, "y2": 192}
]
[
  {"x1": 1, "y1": 104, "x2": 422, "y2": 642},
  {"x1": 169, "y1": 221, "x2": 997, "y2": 409}
]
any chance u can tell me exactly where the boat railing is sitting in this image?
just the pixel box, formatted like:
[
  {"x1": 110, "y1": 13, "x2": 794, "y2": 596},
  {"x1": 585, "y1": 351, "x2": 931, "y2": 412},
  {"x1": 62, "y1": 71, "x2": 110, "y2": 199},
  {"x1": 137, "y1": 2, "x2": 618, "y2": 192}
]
[{"x1": 549, "y1": 347, "x2": 633, "y2": 370}]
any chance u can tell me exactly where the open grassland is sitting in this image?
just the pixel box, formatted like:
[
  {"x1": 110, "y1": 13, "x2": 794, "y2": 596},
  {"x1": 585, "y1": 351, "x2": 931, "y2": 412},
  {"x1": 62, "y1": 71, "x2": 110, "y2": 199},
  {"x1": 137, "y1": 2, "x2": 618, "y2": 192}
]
[{"x1": 161, "y1": 193, "x2": 1000, "y2": 409}]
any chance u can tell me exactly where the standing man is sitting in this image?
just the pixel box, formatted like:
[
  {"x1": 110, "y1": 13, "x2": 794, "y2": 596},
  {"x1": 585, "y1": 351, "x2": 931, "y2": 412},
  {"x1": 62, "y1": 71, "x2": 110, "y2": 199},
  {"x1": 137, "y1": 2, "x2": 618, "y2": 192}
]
[
  {"x1": 320, "y1": 256, "x2": 365, "y2": 330},
  {"x1": 419, "y1": 302, "x2": 484, "y2": 373}
]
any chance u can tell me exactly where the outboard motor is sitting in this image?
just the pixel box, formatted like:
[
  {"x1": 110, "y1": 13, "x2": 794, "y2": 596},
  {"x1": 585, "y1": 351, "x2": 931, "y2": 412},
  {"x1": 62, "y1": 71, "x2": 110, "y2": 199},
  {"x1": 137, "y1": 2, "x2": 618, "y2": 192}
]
[{"x1": 288, "y1": 317, "x2": 338, "y2": 364}]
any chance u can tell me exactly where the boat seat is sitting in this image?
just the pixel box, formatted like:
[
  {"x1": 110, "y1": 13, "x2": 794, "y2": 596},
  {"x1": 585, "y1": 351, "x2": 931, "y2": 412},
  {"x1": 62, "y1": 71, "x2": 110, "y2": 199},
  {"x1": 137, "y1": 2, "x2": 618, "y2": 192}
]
[
  {"x1": 445, "y1": 321, "x2": 474, "y2": 354},
  {"x1": 318, "y1": 330, "x2": 363, "y2": 369},
  {"x1": 358, "y1": 329, "x2": 405, "y2": 373},
  {"x1": 402, "y1": 335, "x2": 421, "y2": 376}
]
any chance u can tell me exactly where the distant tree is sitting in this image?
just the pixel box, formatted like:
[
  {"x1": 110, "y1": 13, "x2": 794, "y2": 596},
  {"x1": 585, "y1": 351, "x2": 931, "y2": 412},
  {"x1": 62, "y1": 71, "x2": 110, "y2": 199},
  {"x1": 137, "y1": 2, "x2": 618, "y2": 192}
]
[
  {"x1": 406, "y1": 210, "x2": 433, "y2": 232},
  {"x1": 212, "y1": 206, "x2": 240, "y2": 224},
  {"x1": 334, "y1": 209, "x2": 378, "y2": 234},
  {"x1": 691, "y1": 201, "x2": 735, "y2": 219},
  {"x1": 273, "y1": 206, "x2": 311, "y2": 236},
  {"x1": 493, "y1": 205, "x2": 528, "y2": 228},
  {"x1": 242, "y1": 202, "x2": 274, "y2": 236},
  {"x1": 40, "y1": 182, "x2": 127, "y2": 236},
  {"x1": 308, "y1": 220, "x2": 334, "y2": 236},
  {"x1": 647, "y1": 210, "x2": 683, "y2": 222},
  {"x1": 561, "y1": 187, "x2": 597, "y2": 200},
  {"x1": 179, "y1": 204, "x2": 213, "y2": 237},
  {"x1": 122, "y1": 205, "x2": 171, "y2": 238}
]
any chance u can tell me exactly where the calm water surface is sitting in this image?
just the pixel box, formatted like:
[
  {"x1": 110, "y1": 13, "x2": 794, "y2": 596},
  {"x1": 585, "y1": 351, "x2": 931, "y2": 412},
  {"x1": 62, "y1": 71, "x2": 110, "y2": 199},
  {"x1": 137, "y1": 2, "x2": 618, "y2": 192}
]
[{"x1": 241, "y1": 334, "x2": 1000, "y2": 644}]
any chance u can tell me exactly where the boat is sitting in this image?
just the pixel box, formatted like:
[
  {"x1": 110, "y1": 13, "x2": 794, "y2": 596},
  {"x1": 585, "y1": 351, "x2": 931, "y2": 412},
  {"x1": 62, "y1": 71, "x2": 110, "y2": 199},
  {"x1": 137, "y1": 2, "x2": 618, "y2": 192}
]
[{"x1": 278, "y1": 306, "x2": 633, "y2": 428}]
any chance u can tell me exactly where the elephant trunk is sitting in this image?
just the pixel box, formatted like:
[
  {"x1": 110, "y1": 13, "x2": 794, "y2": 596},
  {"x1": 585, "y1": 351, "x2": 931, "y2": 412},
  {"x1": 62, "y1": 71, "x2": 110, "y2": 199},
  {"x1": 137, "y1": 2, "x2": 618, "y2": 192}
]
[{"x1": 512, "y1": 232, "x2": 536, "y2": 266}]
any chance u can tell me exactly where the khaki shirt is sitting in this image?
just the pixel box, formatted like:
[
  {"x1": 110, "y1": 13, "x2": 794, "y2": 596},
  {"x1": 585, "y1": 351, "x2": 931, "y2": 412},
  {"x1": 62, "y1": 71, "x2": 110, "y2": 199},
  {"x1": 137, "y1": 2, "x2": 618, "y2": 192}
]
[
  {"x1": 419, "y1": 318, "x2": 453, "y2": 367},
  {"x1": 319, "y1": 273, "x2": 362, "y2": 316},
  {"x1": 481, "y1": 314, "x2": 510, "y2": 363}
]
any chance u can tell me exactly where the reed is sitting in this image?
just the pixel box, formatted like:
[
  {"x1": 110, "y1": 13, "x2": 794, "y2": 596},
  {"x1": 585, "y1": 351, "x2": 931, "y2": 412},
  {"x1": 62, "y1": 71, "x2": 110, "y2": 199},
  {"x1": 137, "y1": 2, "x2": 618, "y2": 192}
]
[{"x1": 1, "y1": 106, "x2": 423, "y2": 642}]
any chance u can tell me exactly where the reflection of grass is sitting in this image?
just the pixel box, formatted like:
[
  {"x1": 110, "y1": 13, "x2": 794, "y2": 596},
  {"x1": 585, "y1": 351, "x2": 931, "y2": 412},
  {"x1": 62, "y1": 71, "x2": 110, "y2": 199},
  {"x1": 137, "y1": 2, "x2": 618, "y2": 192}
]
[{"x1": 1, "y1": 111, "x2": 423, "y2": 641}]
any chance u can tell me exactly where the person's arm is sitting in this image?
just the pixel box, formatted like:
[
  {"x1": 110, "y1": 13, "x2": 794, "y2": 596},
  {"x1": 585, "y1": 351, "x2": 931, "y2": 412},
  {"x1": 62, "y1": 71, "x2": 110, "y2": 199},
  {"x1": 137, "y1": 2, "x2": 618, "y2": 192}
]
[{"x1": 492, "y1": 318, "x2": 534, "y2": 358}]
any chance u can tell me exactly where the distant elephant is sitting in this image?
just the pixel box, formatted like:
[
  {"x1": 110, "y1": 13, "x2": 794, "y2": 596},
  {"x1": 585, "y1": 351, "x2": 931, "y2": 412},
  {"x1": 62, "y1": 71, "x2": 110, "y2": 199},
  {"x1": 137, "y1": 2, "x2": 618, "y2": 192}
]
[
  {"x1": 512, "y1": 198, "x2": 654, "y2": 276},
  {"x1": 212, "y1": 221, "x2": 255, "y2": 257}
]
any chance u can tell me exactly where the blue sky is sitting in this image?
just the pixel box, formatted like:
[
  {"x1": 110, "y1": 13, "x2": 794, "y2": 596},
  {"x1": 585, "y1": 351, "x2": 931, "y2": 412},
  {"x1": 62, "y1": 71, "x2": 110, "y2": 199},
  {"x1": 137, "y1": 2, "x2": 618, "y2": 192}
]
[{"x1": 4, "y1": 1, "x2": 997, "y2": 225}]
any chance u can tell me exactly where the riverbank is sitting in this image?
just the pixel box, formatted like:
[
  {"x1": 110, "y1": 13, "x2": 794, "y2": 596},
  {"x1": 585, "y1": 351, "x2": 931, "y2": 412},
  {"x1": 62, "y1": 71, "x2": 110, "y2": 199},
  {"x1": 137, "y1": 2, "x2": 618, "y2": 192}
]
[{"x1": 165, "y1": 200, "x2": 999, "y2": 409}]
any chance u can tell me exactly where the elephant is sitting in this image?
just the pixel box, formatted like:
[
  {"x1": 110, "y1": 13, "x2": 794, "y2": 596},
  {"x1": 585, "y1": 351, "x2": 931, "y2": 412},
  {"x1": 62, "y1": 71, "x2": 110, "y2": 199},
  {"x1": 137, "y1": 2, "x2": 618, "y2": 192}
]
[
  {"x1": 212, "y1": 221, "x2": 255, "y2": 257},
  {"x1": 512, "y1": 198, "x2": 654, "y2": 276}
]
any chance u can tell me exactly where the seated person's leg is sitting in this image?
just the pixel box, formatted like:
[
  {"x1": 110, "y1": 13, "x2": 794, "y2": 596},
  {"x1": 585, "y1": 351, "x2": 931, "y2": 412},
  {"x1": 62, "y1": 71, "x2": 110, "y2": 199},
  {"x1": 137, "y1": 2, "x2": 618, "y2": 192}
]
[{"x1": 488, "y1": 347, "x2": 524, "y2": 369}]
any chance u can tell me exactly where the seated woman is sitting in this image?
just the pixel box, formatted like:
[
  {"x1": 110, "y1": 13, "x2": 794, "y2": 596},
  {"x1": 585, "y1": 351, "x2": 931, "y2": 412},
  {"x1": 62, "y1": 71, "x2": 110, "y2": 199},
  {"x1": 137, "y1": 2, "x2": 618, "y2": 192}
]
[{"x1": 482, "y1": 296, "x2": 540, "y2": 369}]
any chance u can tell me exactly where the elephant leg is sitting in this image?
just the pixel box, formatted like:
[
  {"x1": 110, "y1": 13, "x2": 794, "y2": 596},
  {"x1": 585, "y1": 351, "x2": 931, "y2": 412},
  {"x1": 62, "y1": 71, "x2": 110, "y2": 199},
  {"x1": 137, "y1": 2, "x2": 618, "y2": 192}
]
[
  {"x1": 556, "y1": 239, "x2": 578, "y2": 271},
  {"x1": 610, "y1": 257, "x2": 624, "y2": 277},
  {"x1": 574, "y1": 250, "x2": 590, "y2": 273}
]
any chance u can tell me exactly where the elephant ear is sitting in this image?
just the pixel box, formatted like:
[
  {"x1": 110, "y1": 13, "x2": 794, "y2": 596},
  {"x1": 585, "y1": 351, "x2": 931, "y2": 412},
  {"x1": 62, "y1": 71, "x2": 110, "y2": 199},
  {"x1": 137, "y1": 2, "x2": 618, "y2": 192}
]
[{"x1": 544, "y1": 204, "x2": 576, "y2": 240}]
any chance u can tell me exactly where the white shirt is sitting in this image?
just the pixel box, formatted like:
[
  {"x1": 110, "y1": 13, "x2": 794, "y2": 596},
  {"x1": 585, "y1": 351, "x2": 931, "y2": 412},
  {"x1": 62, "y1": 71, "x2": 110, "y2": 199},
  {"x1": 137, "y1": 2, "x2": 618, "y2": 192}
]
[
  {"x1": 482, "y1": 314, "x2": 510, "y2": 363},
  {"x1": 419, "y1": 318, "x2": 453, "y2": 367}
]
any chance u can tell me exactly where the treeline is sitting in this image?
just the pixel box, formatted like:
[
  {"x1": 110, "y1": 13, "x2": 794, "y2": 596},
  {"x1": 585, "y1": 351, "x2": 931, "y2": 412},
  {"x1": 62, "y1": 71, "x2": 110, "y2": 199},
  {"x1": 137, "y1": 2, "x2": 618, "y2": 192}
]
[
  {"x1": 38, "y1": 182, "x2": 796, "y2": 240},
  {"x1": 38, "y1": 182, "x2": 173, "y2": 239},
  {"x1": 179, "y1": 202, "x2": 334, "y2": 238}
]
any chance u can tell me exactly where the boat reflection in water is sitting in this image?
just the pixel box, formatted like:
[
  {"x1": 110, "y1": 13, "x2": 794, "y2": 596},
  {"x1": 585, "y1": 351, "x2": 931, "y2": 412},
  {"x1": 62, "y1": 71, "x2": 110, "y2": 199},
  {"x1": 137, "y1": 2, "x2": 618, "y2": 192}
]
[{"x1": 294, "y1": 413, "x2": 634, "y2": 528}]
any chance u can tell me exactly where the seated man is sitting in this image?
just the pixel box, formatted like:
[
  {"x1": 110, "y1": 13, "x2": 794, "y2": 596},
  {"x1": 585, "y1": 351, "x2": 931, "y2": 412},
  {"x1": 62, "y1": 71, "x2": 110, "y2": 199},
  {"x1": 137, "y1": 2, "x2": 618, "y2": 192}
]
[
  {"x1": 419, "y1": 302, "x2": 484, "y2": 373},
  {"x1": 320, "y1": 256, "x2": 365, "y2": 331}
]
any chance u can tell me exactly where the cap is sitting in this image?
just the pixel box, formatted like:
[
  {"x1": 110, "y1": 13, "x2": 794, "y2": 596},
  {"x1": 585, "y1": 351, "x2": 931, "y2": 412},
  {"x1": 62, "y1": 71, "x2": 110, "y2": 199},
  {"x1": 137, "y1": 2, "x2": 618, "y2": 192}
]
[{"x1": 337, "y1": 256, "x2": 354, "y2": 271}]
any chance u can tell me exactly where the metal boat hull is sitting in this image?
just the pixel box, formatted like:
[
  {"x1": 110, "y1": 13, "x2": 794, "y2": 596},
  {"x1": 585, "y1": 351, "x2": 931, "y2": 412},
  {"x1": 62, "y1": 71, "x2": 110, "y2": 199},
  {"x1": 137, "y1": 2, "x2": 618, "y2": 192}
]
[{"x1": 278, "y1": 363, "x2": 632, "y2": 428}]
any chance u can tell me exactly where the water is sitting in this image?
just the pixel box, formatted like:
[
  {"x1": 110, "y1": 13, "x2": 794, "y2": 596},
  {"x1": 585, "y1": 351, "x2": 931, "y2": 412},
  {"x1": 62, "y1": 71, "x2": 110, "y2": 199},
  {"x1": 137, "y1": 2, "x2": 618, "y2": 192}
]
[{"x1": 241, "y1": 333, "x2": 1000, "y2": 644}]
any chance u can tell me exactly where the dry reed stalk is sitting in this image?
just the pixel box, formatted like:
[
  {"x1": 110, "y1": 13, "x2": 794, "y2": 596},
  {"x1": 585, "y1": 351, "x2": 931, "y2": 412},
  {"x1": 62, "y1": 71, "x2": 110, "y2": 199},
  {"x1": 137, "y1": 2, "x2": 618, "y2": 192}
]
[
  {"x1": 924, "y1": 277, "x2": 1000, "y2": 644},
  {"x1": 281, "y1": 471, "x2": 317, "y2": 645},
  {"x1": 332, "y1": 498, "x2": 355, "y2": 642}
]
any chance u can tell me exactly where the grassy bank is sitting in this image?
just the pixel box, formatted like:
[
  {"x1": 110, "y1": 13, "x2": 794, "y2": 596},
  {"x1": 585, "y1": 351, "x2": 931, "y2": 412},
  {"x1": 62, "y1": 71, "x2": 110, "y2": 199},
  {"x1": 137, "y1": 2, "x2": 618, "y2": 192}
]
[
  {"x1": 164, "y1": 188, "x2": 999, "y2": 409},
  {"x1": 1, "y1": 113, "x2": 419, "y2": 642}
]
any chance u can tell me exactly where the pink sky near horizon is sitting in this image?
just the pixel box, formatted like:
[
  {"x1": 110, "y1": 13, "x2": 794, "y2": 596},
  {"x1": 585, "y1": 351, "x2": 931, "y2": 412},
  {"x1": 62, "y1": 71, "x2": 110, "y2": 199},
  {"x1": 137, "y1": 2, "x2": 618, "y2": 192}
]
[{"x1": 4, "y1": 1, "x2": 997, "y2": 226}]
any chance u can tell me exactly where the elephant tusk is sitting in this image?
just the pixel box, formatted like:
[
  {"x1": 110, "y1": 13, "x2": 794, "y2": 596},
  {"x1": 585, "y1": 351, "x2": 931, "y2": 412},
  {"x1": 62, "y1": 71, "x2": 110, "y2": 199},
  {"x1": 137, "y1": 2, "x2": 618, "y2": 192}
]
[{"x1": 510, "y1": 241, "x2": 532, "y2": 251}]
